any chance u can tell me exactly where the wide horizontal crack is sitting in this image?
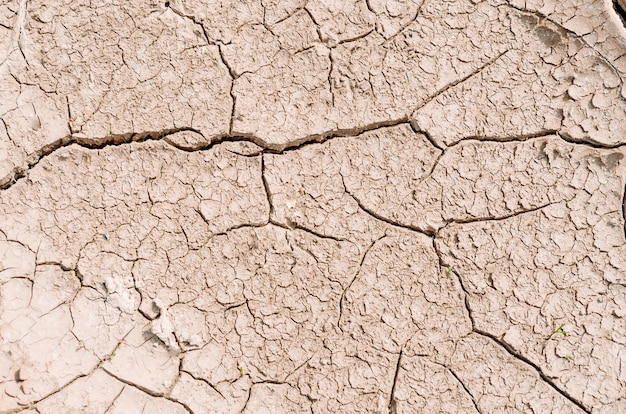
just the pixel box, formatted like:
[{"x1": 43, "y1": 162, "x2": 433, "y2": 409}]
[
  {"x1": 557, "y1": 131, "x2": 626, "y2": 149},
  {"x1": 0, "y1": 115, "x2": 419, "y2": 192}
]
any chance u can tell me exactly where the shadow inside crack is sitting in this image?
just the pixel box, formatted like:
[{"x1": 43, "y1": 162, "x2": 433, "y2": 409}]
[{"x1": 615, "y1": 0, "x2": 626, "y2": 27}]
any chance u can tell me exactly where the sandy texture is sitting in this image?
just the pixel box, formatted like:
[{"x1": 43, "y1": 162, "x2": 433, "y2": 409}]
[{"x1": 1, "y1": 0, "x2": 626, "y2": 413}]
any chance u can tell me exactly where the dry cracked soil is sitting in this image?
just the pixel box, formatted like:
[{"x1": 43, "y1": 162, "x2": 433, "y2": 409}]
[{"x1": 1, "y1": 0, "x2": 626, "y2": 413}]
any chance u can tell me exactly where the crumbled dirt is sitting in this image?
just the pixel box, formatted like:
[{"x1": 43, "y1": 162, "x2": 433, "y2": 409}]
[{"x1": 1, "y1": 0, "x2": 626, "y2": 413}]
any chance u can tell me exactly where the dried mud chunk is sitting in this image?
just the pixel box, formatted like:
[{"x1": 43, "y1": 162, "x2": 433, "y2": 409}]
[
  {"x1": 175, "y1": 0, "x2": 264, "y2": 43},
  {"x1": 264, "y1": 149, "x2": 386, "y2": 243},
  {"x1": 305, "y1": 0, "x2": 375, "y2": 43},
  {"x1": 140, "y1": 225, "x2": 360, "y2": 382},
  {"x1": 340, "y1": 232, "x2": 470, "y2": 354},
  {"x1": 450, "y1": 334, "x2": 586, "y2": 413},
  {"x1": 420, "y1": 138, "x2": 579, "y2": 223},
  {"x1": 326, "y1": 0, "x2": 514, "y2": 134},
  {"x1": 391, "y1": 356, "x2": 479, "y2": 413},
  {"x1": 70, "y1": 287, "x2": 136, "y2": 359},
  {"x1": 222, "y1": 227, "x2": 358, "y2": 381},
  {"x1": 338, "y1": 124, "x2": 443, "y2": 232},
  {"x1": 102, "y1": 323, "x2": 180, "y2": 395},
  {"x1": 1, "y1": 86, "x2": 69, "y2": 155}
]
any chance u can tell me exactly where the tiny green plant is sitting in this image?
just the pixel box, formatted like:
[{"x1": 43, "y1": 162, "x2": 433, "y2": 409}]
[
  {"x1": 447, "y1": 266, "x2": 453, "y2": 276},
  {"x1": 105, "y1": 352, "x2": 116, "y2": 361},
  {"x1": 564, "y1": 354, "x2": 572, "y2": 361},
  {"x1": 108, "y1": 128, "x2": 113, "y2": 135},
  {"x1": 238, "y1": 366, "x2": 244, "y2": 376},
  {"x1": 555, "y1": 324, "x2": 568, "y2": 336}
]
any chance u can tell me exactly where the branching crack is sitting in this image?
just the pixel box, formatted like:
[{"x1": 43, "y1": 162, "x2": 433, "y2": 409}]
[
  {"x1": 260, "y1": 154, "x2": 275, "y2": 222},
  {"x1": 217, "y1": 45, "x2": 238, "y2": 134},
  {"x1": 432, "y1": 236, "x2": 590, "y2": 413},
  {"x1": 623, "y1": 183, "x2": 626, "y2": 240},
  {"x1": 179, "y1": 369, "x2": 226, "y2": 400}
]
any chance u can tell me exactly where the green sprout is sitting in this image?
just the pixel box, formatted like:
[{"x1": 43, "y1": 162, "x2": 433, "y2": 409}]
[
  {"x1": 564, "y1": 355, "x2": 572, "y2": 361},
  {"x1": 447, "y1": 266, "x2": 453, "y2": 276},
  {"x1": 555, "y1": 324, "x2": 568, "y2": 336},
  {"x1": 238, "y1": 366, "x2": 244, "y2": 376},
  {"x1": 107, "y1": 128, "x2": 113, "y2": 135}
]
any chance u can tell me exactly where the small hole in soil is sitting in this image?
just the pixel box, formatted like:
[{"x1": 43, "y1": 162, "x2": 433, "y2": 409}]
[{"x1": 165, "y1": 1, "x2": 170, "y2": 7}]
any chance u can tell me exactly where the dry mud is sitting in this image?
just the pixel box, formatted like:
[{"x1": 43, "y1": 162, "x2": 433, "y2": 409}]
[{"x1": 1, "y1": 0, "x2": 626, "y2": 413}]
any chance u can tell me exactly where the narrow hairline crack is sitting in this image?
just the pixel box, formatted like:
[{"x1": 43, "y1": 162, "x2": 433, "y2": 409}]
[
  {"x1": 410, "y1": 49, "x2": 510, "y2": 117},
  {"x1": 337, "y1": 234, "x2": 386, "y2": 332},
  {"x1": 448, "y1": 368, "x2": 482, "y2": 414}
]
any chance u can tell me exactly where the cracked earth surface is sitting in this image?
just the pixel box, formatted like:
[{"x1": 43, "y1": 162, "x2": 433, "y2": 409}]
[{"x1": 1, "y1": 0, "x2": 626, "y2": 413}]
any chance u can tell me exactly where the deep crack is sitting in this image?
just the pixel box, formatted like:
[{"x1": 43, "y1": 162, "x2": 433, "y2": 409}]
[
  {"x1": 387, "y1": 349, "x2": 403, "y2": 414},
  {"x1": 472, "y1": 330, "x2": 590, "y2": 413}
]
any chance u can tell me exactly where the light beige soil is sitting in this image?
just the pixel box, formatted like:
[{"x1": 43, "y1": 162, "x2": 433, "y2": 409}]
[{"x1": 1, "y1": 0, "x2": 626, "y2": 413}]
